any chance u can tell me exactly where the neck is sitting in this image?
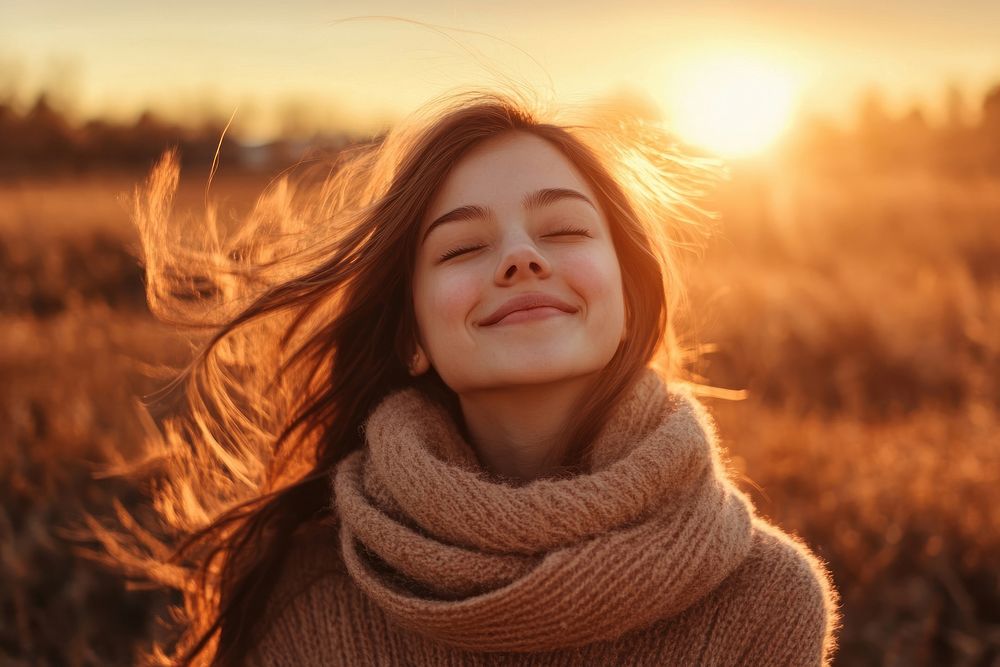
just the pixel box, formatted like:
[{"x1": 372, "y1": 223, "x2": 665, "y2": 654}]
[{"x1": 457, "y1": 371, "x2": 599, "y2": 483}]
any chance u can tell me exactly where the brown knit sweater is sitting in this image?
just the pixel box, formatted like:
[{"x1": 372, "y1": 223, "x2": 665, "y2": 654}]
[{"x1": 248, "y1": 368, "x2": 841, "y2": 665}]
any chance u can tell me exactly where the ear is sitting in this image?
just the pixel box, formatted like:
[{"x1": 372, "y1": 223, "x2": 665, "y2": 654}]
[{"x1": 408, "y1": 342, "x2": 430, "y2": 376}]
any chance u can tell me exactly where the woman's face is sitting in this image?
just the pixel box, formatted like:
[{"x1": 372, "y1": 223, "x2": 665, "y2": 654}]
[{"x1": 411, "y1": 131, "x2": 626, "y2": 394}]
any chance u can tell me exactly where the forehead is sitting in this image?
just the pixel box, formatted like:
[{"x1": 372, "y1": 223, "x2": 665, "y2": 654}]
[{"x1": 422, "y1": 132, "x2": 597, "y2": 228}]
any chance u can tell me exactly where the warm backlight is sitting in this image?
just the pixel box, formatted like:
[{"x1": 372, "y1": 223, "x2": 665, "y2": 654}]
[{"x1": 668, "y1": 56, "x2": 798, "y2": 158}]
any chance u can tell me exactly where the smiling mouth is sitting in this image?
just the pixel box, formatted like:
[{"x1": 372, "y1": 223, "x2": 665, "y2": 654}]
[
  {"x1": 492, "y1": 306, "x2": 571, "y2": 326},
  {"x1": 478, "y1": 291, "x2": 579, "y2": 327}
]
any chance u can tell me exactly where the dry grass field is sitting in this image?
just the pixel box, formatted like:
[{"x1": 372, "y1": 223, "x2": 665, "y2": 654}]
[{"x1": 1, "y1": 155, "x2": 998, "y2": 665}]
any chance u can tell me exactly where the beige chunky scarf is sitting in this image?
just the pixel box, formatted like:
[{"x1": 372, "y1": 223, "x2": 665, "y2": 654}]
[{"x1": 331, "y1": 367, "x2": 757, "y2": 653}]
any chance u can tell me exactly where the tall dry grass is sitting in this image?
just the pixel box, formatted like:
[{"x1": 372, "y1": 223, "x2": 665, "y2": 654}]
[{"x1": 0, "y1": 155, "x2": 997, "y2": 665}]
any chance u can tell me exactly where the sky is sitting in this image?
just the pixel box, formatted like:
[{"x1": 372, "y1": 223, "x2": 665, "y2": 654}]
[{"x1": 2, "y1": 0, "x2": 999, "y2": 142}]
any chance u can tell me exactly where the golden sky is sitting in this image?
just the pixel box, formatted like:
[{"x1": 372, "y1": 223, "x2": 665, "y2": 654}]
[{"x1": 3, "y1": 0, "x2": 999, "y2": 145}]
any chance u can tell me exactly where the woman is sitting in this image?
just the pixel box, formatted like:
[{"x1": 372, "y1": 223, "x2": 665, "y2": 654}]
[{"x1": 111, "y1": 88, "x2": 840, "y2": 665}]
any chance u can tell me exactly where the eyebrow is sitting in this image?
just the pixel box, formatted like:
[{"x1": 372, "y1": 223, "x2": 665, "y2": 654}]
[{"x1": 421, "y1": 187, "x2": 597, "y2": 244}]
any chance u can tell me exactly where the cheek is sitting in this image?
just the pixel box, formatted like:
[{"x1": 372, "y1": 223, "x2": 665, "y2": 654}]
[
  {"x1": 414, "y1": 269, "x2": 482, "y2": 341},
  {"x1": 564, "y1": 246, "x2": 624, "y2": 309}
]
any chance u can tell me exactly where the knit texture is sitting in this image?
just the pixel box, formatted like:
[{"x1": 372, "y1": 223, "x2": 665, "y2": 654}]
[{"x1": 248, "y1": 368, "x2": 842, "y2": 665}]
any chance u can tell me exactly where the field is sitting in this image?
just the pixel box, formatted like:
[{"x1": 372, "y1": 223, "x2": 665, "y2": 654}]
[{"x1": 1, "y1": 157, "x2": 998, "y2": 665}]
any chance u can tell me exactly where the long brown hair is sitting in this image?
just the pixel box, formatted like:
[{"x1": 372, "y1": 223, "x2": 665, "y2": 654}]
[{"x1": 93, "y1": 86, "x2": 721, "y2": 665}]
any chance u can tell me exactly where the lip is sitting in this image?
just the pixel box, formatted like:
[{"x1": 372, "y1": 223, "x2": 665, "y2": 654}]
[{"x1": 478, "y1": 291, "x2": 579, "y2": 327}]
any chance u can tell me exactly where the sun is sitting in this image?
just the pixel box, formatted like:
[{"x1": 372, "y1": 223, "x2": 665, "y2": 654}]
[{"x1": 666, "y1": 55, "x2": 799, "y2": 158}]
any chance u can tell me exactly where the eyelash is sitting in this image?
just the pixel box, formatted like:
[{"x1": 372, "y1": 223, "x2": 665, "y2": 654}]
[{"x1": 437, "y1": 226, "x2": 592, "y2": 262}]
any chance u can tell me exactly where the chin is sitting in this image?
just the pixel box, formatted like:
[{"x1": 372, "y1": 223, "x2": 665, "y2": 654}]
[{"x1": 488, "y1": 359, "x2": 606, "y2": 387}]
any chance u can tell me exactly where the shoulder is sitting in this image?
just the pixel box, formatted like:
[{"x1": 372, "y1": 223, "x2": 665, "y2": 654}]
[
  {"x1": 741, "y1": 519, "x2": 839, "y2": 616},
  {"x1": 269, "y1": 519, "x2": 346, "y2": 611},
  {"x1": 245, "y1": 518, "x2": 359, "y2": 667},
  {"x1": 719, "y1": 518, "x2": 842, "y2": 666}
]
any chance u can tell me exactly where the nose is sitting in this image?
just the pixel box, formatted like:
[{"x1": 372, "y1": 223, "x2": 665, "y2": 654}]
[{"x1": 494, "y1": 238, "x2": 552, "y2": 283}]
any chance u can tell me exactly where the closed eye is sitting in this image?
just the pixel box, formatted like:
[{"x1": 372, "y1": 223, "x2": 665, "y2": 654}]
[
  {"x1": 438, "y1": 243, "x2": 484, "y2": 262},
  {"x1": 545, "y1": 225, "x2": 592, "y2": 238},
  {"x1": 437, "y1": 226, "x2": 592, "y2": 262}
]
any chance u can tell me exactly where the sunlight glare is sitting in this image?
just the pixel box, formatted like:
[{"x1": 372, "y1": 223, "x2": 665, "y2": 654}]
[{"x1": 668, "y1": 56, "x2": 798, "y2": 158}]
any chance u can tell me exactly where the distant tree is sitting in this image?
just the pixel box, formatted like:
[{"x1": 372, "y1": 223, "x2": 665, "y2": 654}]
[
  {"x1": 38, "y1": 54, "x2": 82, "y2": 120},
  {"x1": 981, "y1": 84, "x2": 1000, "y2": 172},
  {"x1": 944, "y1": 83, "x2": 968, "y2": 130},
  {"x1": 983, "y1": 84, "x2": 1000, "y2": 133},
  {"x1": 857, "y1": 88, "x2": 891, "y2": 133},
  {"x1": 936, "y1": 83, "x2": 978, "y2": 177},
  {"x1": 18, "y1": 93, "x2": 78, "y2": 163},
  {"x1": 278, "y1": 97, "x2": 316, "y2": 141},
  {"x1": 855, "y1": 88, "x2": 896, "y2": 169},
  {"x1": 898, "y1": 106, "x2": 933, "y2": 165}
]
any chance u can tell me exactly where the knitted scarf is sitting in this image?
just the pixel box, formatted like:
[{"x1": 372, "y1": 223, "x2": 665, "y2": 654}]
[{"x1": 331, "y1": 367, "x2": 757, "y2": 653}]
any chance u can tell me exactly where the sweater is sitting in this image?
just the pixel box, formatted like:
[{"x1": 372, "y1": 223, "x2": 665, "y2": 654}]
[{"x1": 248, "y1": 367, "x2": 841, "y2": 666}]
